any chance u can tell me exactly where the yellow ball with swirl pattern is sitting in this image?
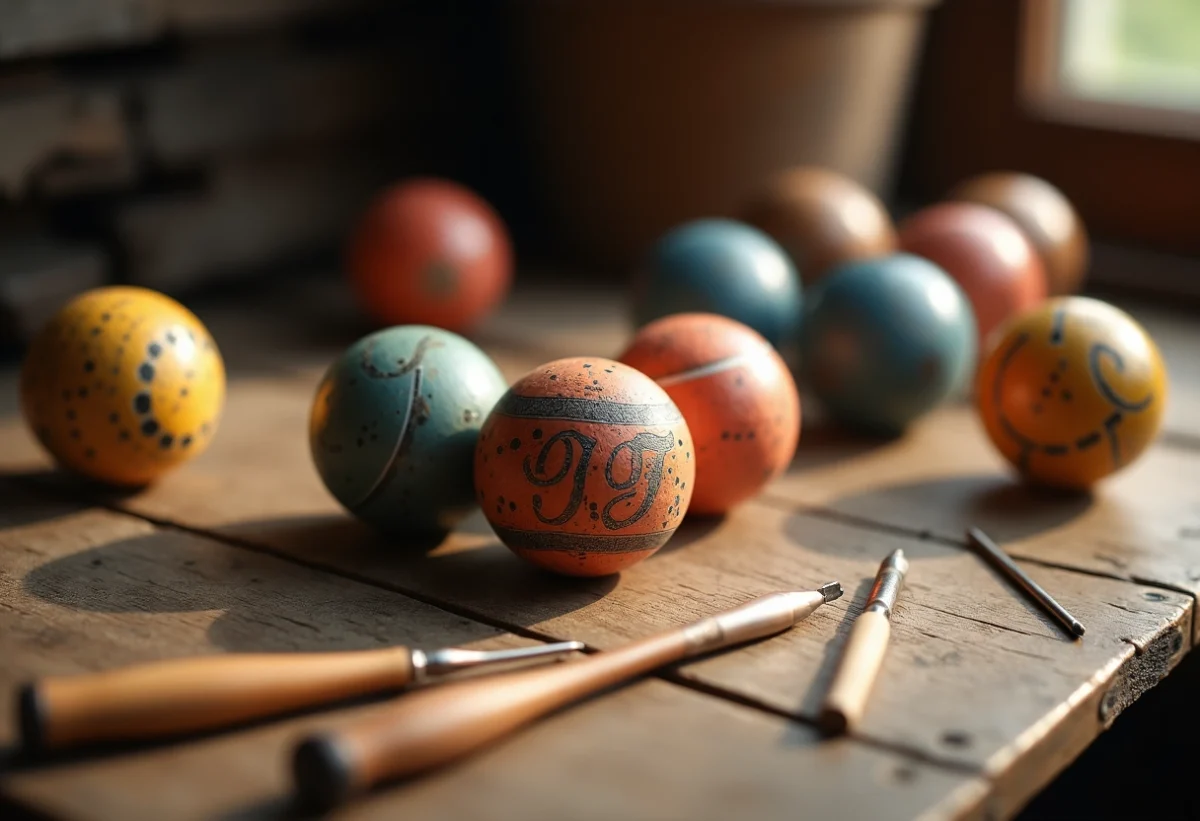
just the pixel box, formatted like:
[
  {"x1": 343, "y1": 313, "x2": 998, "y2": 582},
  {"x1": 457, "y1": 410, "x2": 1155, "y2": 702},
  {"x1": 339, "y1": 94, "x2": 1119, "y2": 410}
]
[
  {"x1": 20, "y1": 286, "x2": 225, "y2": 486},
  {"x1": 976, "y1": 297, "x2": 1167, "y2": 489}
]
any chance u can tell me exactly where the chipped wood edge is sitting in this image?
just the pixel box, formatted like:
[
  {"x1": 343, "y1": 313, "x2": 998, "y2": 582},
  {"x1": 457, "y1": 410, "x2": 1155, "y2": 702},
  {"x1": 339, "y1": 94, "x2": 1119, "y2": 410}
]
[{"x1": 978, "y1": 602, "x2": 1191, "y2": 819}]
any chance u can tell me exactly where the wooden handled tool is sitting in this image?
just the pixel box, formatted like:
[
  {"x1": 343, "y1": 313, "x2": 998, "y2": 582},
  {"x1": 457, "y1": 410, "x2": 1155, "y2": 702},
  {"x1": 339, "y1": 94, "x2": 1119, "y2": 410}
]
[
  {"x1": 819, "y1": 550, "x2": 908, "y2": 735},
  {"x1": 292, "y1": 583, "x2": 844, "y2": 809},
  {"x1": 19, "y1": 641, "x2": 583, "y2": 752}
]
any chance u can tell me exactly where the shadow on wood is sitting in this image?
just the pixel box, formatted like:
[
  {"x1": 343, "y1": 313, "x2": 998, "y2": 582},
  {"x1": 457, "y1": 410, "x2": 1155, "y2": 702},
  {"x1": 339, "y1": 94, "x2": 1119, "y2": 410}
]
[
  {"x1": 782, "y1": 574, "x2": 878, "y2": 747},
  {"x1": 806, "y1": 474, "x2": 1095, "y2": 555},
  {"x1": 0, "y1": 472, "x2": 134, "y2": 530},
  {"x1": 789, "y1": 414, "x2": 901, "y2": 473},
  {"x1": 20, "y1": 528, "x2": 517, "y2": 654},
  {"x1": 214, "y1": 512, "x2": 620, "y2": 632}
]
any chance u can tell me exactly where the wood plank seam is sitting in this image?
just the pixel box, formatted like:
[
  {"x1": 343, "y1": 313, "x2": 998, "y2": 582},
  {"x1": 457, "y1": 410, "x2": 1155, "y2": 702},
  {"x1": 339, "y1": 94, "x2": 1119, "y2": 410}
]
[
  {"x1": 753, "y1": 490, "x2": 1200, "y2": 650},
  {"x1": 3, "y1": 476, "x2": 999, "y2": 784},
  {"x1": 7, "y1": 470, "x2": 1193, "y2": 799},
  {"x1": 97, "y1": 493, "x2": 1193, "y2": 801}
]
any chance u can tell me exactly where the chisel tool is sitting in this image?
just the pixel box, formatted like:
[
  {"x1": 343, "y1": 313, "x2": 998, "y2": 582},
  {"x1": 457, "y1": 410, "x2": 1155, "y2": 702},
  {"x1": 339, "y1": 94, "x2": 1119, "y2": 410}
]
[
  {"x1": 292, "y1": 582, "x2": 844, "y2": 809},
  {"x1": 19, "y1": 640, "x2": 584, "y2": 752}
]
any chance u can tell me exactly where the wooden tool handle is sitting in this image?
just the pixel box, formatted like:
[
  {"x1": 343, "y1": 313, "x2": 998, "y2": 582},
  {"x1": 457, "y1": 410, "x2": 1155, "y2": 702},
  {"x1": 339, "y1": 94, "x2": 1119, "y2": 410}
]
[
  {"x1": 21, "y1": 648, "x2": 415, "y2": 751},
  {"x1": 293, "y1": 632, "x2": 686, "y2": 809},
  {"x1": 818, "y1": 610, "x2": 891, "y2": 735}
]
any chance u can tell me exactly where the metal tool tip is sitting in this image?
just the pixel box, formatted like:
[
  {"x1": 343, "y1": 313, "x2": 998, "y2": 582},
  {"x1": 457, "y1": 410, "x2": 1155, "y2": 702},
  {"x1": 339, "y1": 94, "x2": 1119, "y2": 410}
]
[
  {"x1": 884, "y1": 549, "x2": 909, "y2": 575},
  {"x1": 818, "y1": 582, "x2": 844, "y2": 603},
  {"x1": 1071, "y1": 621, "x2": 1086, "y2": 638}
]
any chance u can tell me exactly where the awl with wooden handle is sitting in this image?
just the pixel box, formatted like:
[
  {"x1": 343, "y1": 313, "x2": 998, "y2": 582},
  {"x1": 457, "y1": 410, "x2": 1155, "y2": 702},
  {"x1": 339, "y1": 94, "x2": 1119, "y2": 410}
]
[
  {"x1": 292, "y1": 582, "x2": 844, "y2": 809},
  {"x1": 18, "y1": 641, "x2": 583, "y2": 752},
  {"x1": 819, "y1": 549, "x2": 908, "y2": 735}
]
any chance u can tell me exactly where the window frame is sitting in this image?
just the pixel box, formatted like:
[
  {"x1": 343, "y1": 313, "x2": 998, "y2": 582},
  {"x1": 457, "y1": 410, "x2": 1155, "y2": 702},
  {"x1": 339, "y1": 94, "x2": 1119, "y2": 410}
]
[{"x1": 1021, "y1": 0, "x2": 1200, "y2": 142}]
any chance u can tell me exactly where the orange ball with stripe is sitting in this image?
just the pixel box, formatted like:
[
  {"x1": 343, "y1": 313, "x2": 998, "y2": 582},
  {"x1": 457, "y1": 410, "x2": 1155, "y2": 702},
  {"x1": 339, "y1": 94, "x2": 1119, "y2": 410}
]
[
  {"x1": 475, "y1": 357, "x2": 694, "y2": 577},
  {"x1": 619, "y1": 313, "x2": 800, "y2": 514}
]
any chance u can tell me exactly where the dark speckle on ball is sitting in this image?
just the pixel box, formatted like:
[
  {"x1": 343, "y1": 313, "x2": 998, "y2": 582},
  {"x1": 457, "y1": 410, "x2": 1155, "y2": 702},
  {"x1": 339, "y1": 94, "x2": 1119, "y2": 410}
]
[
  {"x1": 148, "y1": 343, "x2": 162, "y2": 358},
  {"x1": 134, "y1": 392, "x2": 151, "y2": 413},
  {"x1": 83, "y1": 360, "x2": 95, "y2": 373},
  {"x1": 160, "y1": 434, "x2": 174, "y2": 448},
  {"x1": 141, "y1": 419, "x2": 159, "y2": 436},
  {"x1": 510, "y1": 438, "x2": 520, "y2": 449},
  {"x1": 139, "y1": 363, "x2": 155, "y2": 382}
]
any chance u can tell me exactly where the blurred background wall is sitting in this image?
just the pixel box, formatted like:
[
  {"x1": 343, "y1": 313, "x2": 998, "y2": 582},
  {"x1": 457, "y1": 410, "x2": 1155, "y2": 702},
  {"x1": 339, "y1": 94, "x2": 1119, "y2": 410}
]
[{"x1": 1, "y1": 0, "x2": 1197, "y2": 345}]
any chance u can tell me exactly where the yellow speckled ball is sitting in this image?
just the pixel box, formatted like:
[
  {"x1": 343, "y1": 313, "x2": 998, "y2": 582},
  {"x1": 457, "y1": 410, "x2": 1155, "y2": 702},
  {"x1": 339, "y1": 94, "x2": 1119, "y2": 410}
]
[
  {"x1": 976, "y1": 297, "x2": 1167, "y2": 489},
  {"x1": 20, "y1": 286, "x2": 225, "y2": 486}
]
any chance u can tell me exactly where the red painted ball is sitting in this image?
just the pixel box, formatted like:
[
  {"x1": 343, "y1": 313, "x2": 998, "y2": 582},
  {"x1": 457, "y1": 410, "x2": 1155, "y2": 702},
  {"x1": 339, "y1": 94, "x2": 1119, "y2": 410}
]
[
  {"x1": 475, "y1": 357, "x2": 695, "y2": 577},
  {"x1": 898, "y1": 202, "x2": 1047, "y2": 350},
  {"x1": 348, "y1": 178, "x2": 512, "y2": 333},
  {"x1": 618, "y1": 313, "x2": 800, "y2": 515}
]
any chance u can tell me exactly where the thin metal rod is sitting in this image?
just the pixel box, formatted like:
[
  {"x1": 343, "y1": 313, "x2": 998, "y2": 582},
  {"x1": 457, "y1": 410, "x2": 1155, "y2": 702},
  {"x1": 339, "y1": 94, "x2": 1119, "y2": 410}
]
[{"x1": 966, "y1": 527, "x2": 1085, "y2": 639}]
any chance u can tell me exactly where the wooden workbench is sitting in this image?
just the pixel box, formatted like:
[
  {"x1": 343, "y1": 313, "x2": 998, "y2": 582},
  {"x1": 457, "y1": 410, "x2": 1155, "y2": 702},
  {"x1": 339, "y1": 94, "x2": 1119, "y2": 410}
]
[{"x1": 1, "y1": 279, "x2": 1197, "y2": 820}]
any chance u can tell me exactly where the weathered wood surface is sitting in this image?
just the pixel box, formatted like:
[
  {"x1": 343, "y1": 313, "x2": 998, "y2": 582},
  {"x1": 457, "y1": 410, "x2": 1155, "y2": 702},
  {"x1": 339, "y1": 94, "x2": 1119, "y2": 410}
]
[
  {"x1": 0, "y1": 485, "x2": 984, "y2": 821},
  {"x1": 1, "y1": 283, "x2": 1198, "y2": 819},
  {"x1": 771, "y1": 406, "x2": 1200, "y2": 636}
]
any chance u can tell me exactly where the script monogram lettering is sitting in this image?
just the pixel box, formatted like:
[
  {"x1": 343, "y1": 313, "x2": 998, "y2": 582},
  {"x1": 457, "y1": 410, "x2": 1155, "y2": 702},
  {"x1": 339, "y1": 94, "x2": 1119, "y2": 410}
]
[
  {"x1": 602, "y1": 431, "x2": 674, "y2": 529},
  {"x1": 523, "y1": 430, "x2": 596, "y2": 525}
]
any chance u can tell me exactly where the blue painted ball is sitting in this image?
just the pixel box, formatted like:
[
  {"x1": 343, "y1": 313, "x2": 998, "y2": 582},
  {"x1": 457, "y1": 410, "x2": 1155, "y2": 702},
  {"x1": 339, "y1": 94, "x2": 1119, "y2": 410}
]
[
  {"x1": 633, "y1": 219, "x2": 803, "y2": 348},
  {"x1": 799, "y1": 253, "x2": 977, "y2": 433},
  {"x1": 310, "y1": 326, "x2": 508, "y2": 535}
]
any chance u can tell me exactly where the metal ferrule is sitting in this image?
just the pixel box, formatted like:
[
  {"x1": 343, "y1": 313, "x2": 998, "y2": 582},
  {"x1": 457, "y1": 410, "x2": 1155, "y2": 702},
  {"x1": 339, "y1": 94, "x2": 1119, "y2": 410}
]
[
  {"x1": 410, "y1": 641, "x2": 585, "y2": 685},
  {"x1": 681, "y1": 583, "x2": 843, "y2": 656},
  {"x1": 864, "y1": 550, "x2": 909, "y2": 619}
]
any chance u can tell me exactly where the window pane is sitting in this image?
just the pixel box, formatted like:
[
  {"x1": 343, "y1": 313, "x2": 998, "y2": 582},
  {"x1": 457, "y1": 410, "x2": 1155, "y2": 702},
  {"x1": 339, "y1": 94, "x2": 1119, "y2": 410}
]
[{"x1": 1061, "y1": 0, "x2": 1200, "y2": 109}]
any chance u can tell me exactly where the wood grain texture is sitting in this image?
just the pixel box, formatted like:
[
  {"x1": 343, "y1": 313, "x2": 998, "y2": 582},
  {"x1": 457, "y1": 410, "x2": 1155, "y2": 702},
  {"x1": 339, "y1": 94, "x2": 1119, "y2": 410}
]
[
  {"x1": 772, "y1": 404, "x2": 1200, "y2": 638},
  {"x1": 2, "y1": 285, "x2": 1198, "y2": 820},
  {"x1": 5, "y1": 370, "x2": 1186, "y2": 816},
  {"x1": 0, "y1": 486, "x2": 983, "y2": 821}
]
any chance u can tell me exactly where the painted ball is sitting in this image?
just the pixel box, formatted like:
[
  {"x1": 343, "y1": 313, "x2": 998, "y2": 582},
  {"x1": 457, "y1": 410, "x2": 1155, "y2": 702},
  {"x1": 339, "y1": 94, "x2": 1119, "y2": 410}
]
[
  {"x1": 898, "y1": 202, "x2": 1047, "y2": 350},
  {"x1": 977, "y1": 297, "x2": 1167, "y2": 489},
  {"x1": 949, "y1": 172, "x2": 1088, "y2": 297},
  {"x1": 20, "y1": 286, "x2": 225, "y2": 486},
  {"x1": 310, "y1": 326, "x2": 508, "y2": 535},
  {"x1": 348, "y1": 178, "x2": 512, "y2": 333},
  {"x1": 475, "y1": 357, "x2": 695, "y2": 577},
  {"x1": 632, "y1": 219, "x2": 802, "y2": 349},
  {"x1": 740, "y1": 166, "x2": 897, "y2": 286},
  {"x1": 799, "y1": 254, "x2": 977, "y2": 434},
  {"x1": 618, "y1": 313, "x2": 800, "y2": 515}
]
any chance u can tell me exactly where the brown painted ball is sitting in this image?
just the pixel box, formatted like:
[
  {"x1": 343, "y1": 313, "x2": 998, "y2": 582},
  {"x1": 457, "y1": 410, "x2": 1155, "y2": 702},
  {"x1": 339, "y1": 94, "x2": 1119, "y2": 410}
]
[
  {"x1": 475, "y1": 357, "x2": 695, "y2": 577},
  {"x1": 740, "y1": 166, "x2": 897, "y2": 285},
  {"x1": 949, "y1": 172, "x2": 1088, "y2": 296},
  {"x1": 618, "y1": 313, "x2": 800, "y2": 515},
  {"x1": 898, "y1": 203, "x2": 1048, "y2": 350}
]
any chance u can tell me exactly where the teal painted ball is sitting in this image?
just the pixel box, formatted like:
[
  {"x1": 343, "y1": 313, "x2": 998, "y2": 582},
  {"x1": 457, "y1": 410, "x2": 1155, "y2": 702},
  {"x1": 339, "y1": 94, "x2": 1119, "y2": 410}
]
[
  {"x1": 799, "y1": 254, "x2": 977, "y2": 434},
  {"x1": 633, "y1": 219, "x2": 802, "y2": 348},
  {"x1": 310, "y1": 326, "x2": 508, "y2": 535}
]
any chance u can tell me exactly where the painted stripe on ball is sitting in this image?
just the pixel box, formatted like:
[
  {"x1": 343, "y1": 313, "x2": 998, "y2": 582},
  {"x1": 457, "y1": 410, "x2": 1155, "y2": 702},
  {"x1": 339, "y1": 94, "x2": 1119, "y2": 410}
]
[
  {"x1": 351, "y1": 367, "x2": 421, "y2": 509},
  {"x1": 655, "y1": 352, "x2": 757, "y2": 388},
  {"x1": 494, "y1": 395, "x2": 682, "y2": 426},
  {"x1": 493, "y1": 526, "x2": 676, "y2": 554}
]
